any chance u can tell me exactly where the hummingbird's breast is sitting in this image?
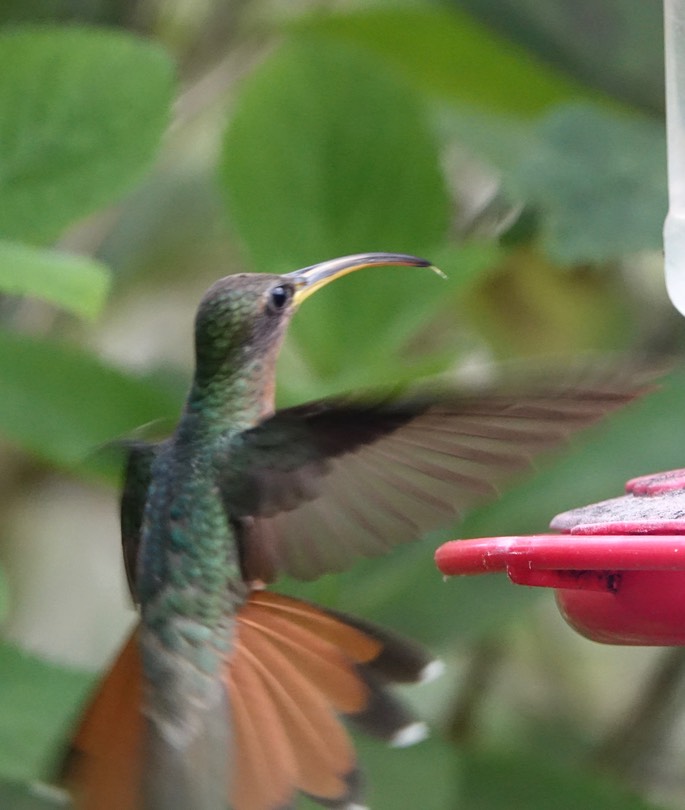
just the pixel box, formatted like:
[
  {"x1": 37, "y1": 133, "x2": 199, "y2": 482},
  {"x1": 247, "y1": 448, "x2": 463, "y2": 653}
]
[
  {"x1": 137, "y1": 442, "x2": 247, "y2": 664},
  {"x1": 131, "y1": 442, "x2": 245, "y2": 789}
]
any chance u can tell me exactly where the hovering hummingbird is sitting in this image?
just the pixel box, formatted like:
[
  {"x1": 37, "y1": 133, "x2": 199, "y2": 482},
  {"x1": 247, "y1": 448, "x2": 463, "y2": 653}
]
[{"x1": 62, "y1": 254, "x2": 649, "y2": 810}]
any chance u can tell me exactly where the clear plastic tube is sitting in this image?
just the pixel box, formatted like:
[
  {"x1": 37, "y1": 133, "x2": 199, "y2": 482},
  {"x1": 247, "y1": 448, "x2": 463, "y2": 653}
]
[{"x1": 664, "y1": 0, "x2": 685, "y2": 315}]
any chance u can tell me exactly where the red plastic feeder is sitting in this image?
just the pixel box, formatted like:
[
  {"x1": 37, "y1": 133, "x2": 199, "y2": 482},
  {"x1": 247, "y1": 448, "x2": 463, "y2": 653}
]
[{"x1": 435, "y1": 469, "x2": 685, "y2": 645}]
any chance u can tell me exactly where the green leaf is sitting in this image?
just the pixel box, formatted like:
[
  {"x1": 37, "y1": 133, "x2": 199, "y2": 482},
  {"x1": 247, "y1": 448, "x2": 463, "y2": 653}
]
[
  {"x1": 437, "y1": 102, "x2": 666, "y2": 264},
  {"x1": 513, "y1": 103, "x2": 667, "y2": 263},
  {"x1": 456, "y1": 0, "x2": 665, "y2": 115},
  {"x1": 0, "y1": 641, "x2": 93, "y2": 782},
  {"x1": 221, "y1": 37, "x2": 449, "y2": 273},
  {"x1": 0, "y1": 241, "x2": 110, "y2": 320},
  {"x1": 435, "y1": 105, "x2": 535, "y2": 178},
  {"x1": 0, "y1": 331, "x2": 180, "y2": 470},
  {"x1": 459, "y1": 748, "x2": 666, "y2": 809},
  {"x1": 291, "y1": 7, "x2": 596, "y2": 116},
  {"x1": 0, "y1": 27, "x2": 174, "y2": 244}
]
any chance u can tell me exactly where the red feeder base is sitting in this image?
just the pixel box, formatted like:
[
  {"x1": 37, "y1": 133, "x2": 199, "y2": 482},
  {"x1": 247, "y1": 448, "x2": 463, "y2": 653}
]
[{"x1": 435, "y1": 470, "x2": 685, "y2": 646}]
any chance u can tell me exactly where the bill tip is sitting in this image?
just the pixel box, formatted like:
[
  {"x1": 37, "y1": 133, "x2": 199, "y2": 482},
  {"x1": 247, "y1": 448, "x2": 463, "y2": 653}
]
[{"x1": 430, "y1": 264, "x2": 447, "y2": 279}]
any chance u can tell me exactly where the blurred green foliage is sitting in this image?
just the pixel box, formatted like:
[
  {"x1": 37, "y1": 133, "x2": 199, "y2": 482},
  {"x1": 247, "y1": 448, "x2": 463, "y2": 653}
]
[
  {"x1": 221, "y1": 37, "x2": 450, "y2": 269},
  {"x1": 0, "y1": 27, "x2": 174, "y2": 245},
  {"x1": 0, "y1": 242, "x2": 109, "y2": 321},
  {"x1": 0, "y1": 1, "x2": 679, "y2": 808},
  {"x1": 0, "y1": 642, "x2": 93, "y2": 783}
]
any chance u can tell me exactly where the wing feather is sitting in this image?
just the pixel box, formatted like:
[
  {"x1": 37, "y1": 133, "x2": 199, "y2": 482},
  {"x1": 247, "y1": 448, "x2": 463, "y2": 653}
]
[
  {"x1": 120, "y1": 441, "x2": 159, "y2": 599},
  {"x1": 219, "y1": 373, "x2": 653, "y2": 581}
]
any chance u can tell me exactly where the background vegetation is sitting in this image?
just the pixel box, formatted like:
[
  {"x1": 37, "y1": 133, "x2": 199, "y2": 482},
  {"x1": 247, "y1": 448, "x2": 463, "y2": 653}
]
[{"x1": 0, "y1": 1, "x2": 683, "y2": 808}]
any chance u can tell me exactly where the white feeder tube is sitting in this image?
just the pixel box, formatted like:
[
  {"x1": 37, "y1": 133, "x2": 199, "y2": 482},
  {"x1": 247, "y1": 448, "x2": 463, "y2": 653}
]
[{"x1": 664, "y1": 0, "x2": 685, "y2": 316}]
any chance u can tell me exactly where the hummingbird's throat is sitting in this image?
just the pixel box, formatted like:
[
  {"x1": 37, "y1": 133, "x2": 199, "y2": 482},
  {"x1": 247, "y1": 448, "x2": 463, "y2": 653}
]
[{"x1": 186, "y1": 350, "x2": 278, "y2": 436}]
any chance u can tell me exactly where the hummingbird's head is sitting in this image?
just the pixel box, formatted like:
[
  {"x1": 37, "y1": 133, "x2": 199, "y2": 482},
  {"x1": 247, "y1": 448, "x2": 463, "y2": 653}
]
[
  {"x1": 193, "y1": 272, "x2": 298, "y2": 383},
  {"x1": 191, "y1": 253, "x2": 435, "y2": 400}
]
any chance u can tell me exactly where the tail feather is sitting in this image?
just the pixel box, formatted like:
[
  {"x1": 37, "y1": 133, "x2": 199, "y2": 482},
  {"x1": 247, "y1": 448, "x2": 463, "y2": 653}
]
[
  {"x1": 246, "y1": 591, "x2": 381, "y2": 661},
  {"x1": 302, "y1": 770, "x2": 366, "y2": 809},
  {"x1": 228, "y1": 646, "x2": 298, "y2": 809},
  {"x1": 62, "y1": 591, "x2": 439, "y2": 810},
  {"x1": 239, "y1": 602, "x2": 372, "y2": 713},
  {"x1": 229, "y1": 591, "x2": 440, "y2": 810},
  {"x1": 229, "y1": 620, "x2": 355, "y2": 802},
  {"x1": 60, "y1": 631, "x2": 144, "y2": 810},
  {"x1": 348, "y1": 667, "x2": 424, "y2": 746},
  {"x1": 323, "y1": 607, "x2": 438, "y2": 683}
]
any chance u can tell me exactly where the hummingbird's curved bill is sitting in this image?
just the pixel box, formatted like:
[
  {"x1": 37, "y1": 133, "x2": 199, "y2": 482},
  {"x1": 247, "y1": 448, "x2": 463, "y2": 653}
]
[
  {"x1": 285, "y1": 252, "x2": 442, "y2": 305},
  {"x1": 59, "y1": 253, "x2": 654, "y2": 810}
]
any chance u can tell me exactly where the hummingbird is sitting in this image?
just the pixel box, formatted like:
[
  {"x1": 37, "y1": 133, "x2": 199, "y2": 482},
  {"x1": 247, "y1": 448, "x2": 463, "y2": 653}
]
[{"x1": 61, "y1": 253, "x2": 650, "y2": 810}]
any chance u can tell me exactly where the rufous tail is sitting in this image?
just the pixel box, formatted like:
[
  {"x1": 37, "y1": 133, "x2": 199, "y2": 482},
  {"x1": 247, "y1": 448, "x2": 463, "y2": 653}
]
[{"x1": 61, "y1": 591, "x2": 439, "y2": 810}]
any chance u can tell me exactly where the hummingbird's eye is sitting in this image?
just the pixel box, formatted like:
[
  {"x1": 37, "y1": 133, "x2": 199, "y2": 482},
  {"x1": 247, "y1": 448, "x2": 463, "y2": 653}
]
[{"x1": 268, "y1": 285, "x2": 292, "y2": 312}]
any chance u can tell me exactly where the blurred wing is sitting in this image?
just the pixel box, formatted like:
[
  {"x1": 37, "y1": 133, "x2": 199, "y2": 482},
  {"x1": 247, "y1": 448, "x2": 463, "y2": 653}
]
[
  {"x1": 120, "y1": 441, "x2": 159, "y2": 599},
  {"x1": 218, "y1": 371, "x2": 654, "y2": 581}
]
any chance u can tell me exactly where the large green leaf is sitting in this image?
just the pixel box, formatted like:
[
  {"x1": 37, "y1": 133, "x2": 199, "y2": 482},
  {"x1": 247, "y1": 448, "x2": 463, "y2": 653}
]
[
  {"x1": 291, "y1": 7, "x2": 596, "y2": 115},
  {"x1": 439, "y1": 102, "x2": 666, "y2": 264},
  {"x1": 0, "y1": 240, "x2": 110, "y2": 320},
  {"x1": 455, "y1": 0, "x2": 665, "y2": 115},
  {"x1": 221, "y1": 37, "x2": 449, "y2": 274},
  {"x1": 0, "y1": 641, "x2": 93, "y2": 782},
  {"x1": 0, "y1": 331, "x2": 180, "y2": 469},
  {"x1": 0, "y1": 27, "x2": 174, "y2": 244},
  {"x1": 513, "y1": 103, "x2": 667, "y2": 263}
]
